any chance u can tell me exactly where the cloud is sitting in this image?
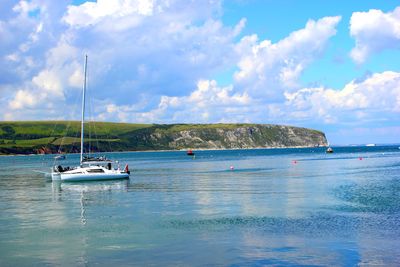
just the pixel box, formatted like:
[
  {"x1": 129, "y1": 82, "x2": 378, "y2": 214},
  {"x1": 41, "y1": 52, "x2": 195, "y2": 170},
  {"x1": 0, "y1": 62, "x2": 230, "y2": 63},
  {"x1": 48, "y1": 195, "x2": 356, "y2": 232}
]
[
  {"x1": 41, "y1": 13, "x2": 342, "y2": 124},
  {"x1": 1, "y1": 0, "x2": 246, "y2": 119},
  {"x1": 6, "y1": 38, "x2": 82, "y2": 112},
  {"x1": 1, "y1": 0, "x2": 72, "y2": 89},
  {"x1": 8, "y1": 69, "x2": 66, "y2": 112},
  {"x1": 98, "y1": 79, "x2": 252, "y2": 123},
  {"x1": 32, "y1": 70, "x2": 63, "y2": 97},
  {"x1": 0, "y1": 1, "x2": 41, "y2": 83},
  {"x1": 234, "y1": 16, "x2": 341, "y2": 100},
  {"x1": 120, "y1": 69, "x2": 400, "y2": 128},
  {"x1": 284, "y1": 71, "x2": 400, "y2": 124},
  {"x1": 350, "y1": 7, "x2": 400, "y2": 64},
  {"x1": 3, "y1": 2, "x2": 342, "y2": 122},
  {"x1": 63, "y1": 0, "x2": 154, "y2": 28},
  {"x1": 49, "y1": 0, "x2": 240, "y2": 101},
  {"x1": 9, "y1": 89, "x2": 38, "y2": 110}
]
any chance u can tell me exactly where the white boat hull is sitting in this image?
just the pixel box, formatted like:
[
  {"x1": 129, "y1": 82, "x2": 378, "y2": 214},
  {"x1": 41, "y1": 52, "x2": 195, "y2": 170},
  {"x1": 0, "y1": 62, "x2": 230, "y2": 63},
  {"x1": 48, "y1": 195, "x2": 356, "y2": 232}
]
[
  {"x1": 51, "y1": 165, "x2": 129, "y2": 182},
  {"x1": 57, "y1": 173, "x2": 129, "y2": 182}
]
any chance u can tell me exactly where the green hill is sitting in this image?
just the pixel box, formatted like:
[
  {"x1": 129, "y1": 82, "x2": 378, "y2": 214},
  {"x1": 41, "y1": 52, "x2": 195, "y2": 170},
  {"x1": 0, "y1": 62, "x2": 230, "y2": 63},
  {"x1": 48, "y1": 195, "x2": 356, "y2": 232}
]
[{"x1": 0, "y1": 121, "x2": 328, "y2": 155}]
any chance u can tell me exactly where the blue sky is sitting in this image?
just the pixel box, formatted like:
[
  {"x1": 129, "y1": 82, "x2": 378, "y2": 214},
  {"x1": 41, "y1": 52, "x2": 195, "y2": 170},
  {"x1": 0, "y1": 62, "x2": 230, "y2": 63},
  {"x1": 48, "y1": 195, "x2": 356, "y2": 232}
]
[{"x1": 1, "y1": 0, "x2": 400, "y2": 144}]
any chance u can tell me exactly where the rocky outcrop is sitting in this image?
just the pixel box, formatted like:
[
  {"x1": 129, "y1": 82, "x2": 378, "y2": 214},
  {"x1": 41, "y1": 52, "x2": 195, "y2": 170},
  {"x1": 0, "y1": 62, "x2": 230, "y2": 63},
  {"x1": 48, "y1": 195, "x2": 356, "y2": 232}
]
[{"x1": 126, "y1": 124, "x2": 327, "y2": 150}]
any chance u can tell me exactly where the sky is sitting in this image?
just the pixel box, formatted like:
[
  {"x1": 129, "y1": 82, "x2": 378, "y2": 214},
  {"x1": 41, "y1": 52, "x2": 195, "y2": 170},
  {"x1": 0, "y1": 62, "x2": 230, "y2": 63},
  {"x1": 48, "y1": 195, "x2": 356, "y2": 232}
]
[{"x1": 1, "y1": 0, "x2": 400, "y2": 145}]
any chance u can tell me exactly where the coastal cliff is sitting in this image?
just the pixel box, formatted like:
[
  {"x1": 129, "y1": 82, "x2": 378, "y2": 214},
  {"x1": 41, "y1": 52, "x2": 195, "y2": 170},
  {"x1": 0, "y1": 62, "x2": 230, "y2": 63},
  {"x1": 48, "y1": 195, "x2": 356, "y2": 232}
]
[
  {"x1": 0, "y1": 122, "x2": 327, "y2": 154},
  {"x1": 127, "y1": 124, "x2": 327, "y2": 150}
]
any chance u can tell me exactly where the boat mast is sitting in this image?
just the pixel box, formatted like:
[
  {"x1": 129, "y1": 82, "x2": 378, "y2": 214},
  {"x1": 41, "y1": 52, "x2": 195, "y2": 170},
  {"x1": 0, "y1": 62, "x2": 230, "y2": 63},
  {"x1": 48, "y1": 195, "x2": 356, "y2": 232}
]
[{"x1": 80, "y1": 55, "x2": 88, "y2": 166}]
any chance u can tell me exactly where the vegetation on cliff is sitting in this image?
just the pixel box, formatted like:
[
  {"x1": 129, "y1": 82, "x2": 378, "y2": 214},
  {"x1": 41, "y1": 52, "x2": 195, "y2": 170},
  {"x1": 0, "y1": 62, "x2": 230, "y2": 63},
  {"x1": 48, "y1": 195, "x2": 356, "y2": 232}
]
[{"x1": 0, "y1": 121, "x2": 327, "y2": 154}]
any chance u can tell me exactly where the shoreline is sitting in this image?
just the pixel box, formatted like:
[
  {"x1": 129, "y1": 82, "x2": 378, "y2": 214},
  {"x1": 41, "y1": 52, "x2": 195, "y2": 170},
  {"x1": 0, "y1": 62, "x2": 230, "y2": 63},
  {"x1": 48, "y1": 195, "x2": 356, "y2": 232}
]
[
  {"x1": 3, "y1": 144, "x2": 400, "y2": 157},
  {"x1": 0, "y1": 145, "x2": 326, "y2": 156}
]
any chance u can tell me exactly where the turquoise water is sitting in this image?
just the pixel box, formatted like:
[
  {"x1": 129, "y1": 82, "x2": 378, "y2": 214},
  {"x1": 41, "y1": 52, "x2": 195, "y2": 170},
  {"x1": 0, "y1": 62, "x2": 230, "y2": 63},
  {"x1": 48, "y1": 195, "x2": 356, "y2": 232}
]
[{"x1": 1, "y1": 146, "x2": 400, "y2": 266}]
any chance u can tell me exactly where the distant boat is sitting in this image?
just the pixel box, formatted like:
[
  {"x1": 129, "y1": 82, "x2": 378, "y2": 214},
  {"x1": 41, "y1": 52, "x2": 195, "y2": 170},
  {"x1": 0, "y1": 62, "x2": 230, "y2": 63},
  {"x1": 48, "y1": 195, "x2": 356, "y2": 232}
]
[
  {"x1": 54, "y1": 154, "x2": 66, "y2": 160},
  {"x1": 50, "y1": 55, "x2": 130, "y2": 182},
  {"x1": 187, "y1": 149, "x2": 195, "y2": 156},
  {"x1": 326, "y1": 147, "x2": 333, "y2": 153},
  {"x1": 366, "y1": 144, "x2": 376, "y2": 147}
]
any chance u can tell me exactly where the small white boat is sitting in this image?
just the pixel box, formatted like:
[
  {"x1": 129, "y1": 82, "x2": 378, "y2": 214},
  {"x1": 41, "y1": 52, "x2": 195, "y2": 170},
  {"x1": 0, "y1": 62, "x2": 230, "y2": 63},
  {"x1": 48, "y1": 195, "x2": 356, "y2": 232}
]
[
  {"x1": 51, "y1": 55, "x2": 130, "y2": 182},
  {"x1": 52, "y1": 158, "x2": 129, "y2": 182},
  {"x1": 54, "y1": 154, "x2": 66, "y2": 160}
]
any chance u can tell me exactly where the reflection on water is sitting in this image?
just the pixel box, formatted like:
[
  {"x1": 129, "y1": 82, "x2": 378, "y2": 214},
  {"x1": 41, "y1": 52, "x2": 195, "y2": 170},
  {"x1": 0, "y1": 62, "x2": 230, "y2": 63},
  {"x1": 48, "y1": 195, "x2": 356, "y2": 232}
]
[
  {"x1": 0, "y1": 146, "x2": 400, "y2": 266},
  {"x1": 52, "y1": 180, "x2": 129, "y2": 226},
  {"x1": 55, "y1": 180, "x2": 129, "y2": 193}
]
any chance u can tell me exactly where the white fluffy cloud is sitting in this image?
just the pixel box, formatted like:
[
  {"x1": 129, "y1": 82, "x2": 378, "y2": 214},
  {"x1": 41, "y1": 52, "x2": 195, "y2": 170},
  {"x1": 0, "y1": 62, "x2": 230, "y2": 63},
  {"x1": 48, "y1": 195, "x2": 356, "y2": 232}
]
[
  {"x1": 98, "y1": 79, "x2": 252, "y2": 123},
  {"x1": 9, "y1": 89, "x2": 37, "y2": 110},
  {"x1": 0, "y1": 4, "x2": 347, "y2": 124},
  {"x1": 6, "y1": 40, "x2": 81, "y2": 112},
  {"x1": 131, "y1": 70, "x2": 400, "y2": 126},
  {"x1": 350, "y1": 7, "x2": 400, "y2": 64},
  {"x1": 1, "y1": 0, "x2": 242, "y2": 119},
  {"x1": 109, "y1": 68, "x2": 400, "y2": 128},
  {"x1": 284, "y1": 71, "x2": 400, "y2": 123},
  {"x1": 109, "y1": 15, "x2": 343, "y2": 124},
  {"x1": 63, "y1": 0, "x2": 154, "y2": 28},
  {"x1": 8, "y1": 68, "x2": 66, "y2": 112},
  {"x1": 60, "y1": 0, "x2": 242, "y2": 102},
  {"x1": 234, "y1": 16, "x2": 341, "y2": 100}
]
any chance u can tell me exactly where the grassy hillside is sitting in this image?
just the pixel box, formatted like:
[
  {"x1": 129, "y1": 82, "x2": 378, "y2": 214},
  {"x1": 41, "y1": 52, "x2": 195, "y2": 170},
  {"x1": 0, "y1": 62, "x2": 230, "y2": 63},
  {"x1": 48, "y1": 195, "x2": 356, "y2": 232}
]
[
  {"x1": 0, "y1": 121, "x2": 151, "y2": 138},
  {"x1": 0, "y1": 121, "x2": 152, "y2": 154},
  {"x1": 0, "y1": 121, "x2": 327, "y2": 154}
]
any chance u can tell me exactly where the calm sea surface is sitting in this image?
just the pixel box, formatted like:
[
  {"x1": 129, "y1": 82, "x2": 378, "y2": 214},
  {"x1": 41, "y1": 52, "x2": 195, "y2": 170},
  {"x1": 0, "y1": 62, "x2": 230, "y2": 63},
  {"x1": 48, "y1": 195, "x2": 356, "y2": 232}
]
[{"x1": 1, "y1": 146, "x2": 400, "y2": 266}]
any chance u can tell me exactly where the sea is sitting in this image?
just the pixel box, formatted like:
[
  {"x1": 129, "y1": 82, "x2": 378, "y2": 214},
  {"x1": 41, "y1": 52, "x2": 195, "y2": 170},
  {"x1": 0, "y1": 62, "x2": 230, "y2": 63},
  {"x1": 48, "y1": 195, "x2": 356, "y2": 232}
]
[{"x1": 0, "y1": 145, "x2": 399, "y2": 266}]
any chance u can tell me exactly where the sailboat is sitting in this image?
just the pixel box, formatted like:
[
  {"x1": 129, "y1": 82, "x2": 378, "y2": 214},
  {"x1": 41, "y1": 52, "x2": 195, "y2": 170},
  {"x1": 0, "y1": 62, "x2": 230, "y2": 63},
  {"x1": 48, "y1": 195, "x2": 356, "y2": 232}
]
[
  {"x1": 326, "y1": 142, "x2": 333, "y2": 153},
  {"x1": 51, "y1": 55, "x2": 130, "y2": 182}
]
